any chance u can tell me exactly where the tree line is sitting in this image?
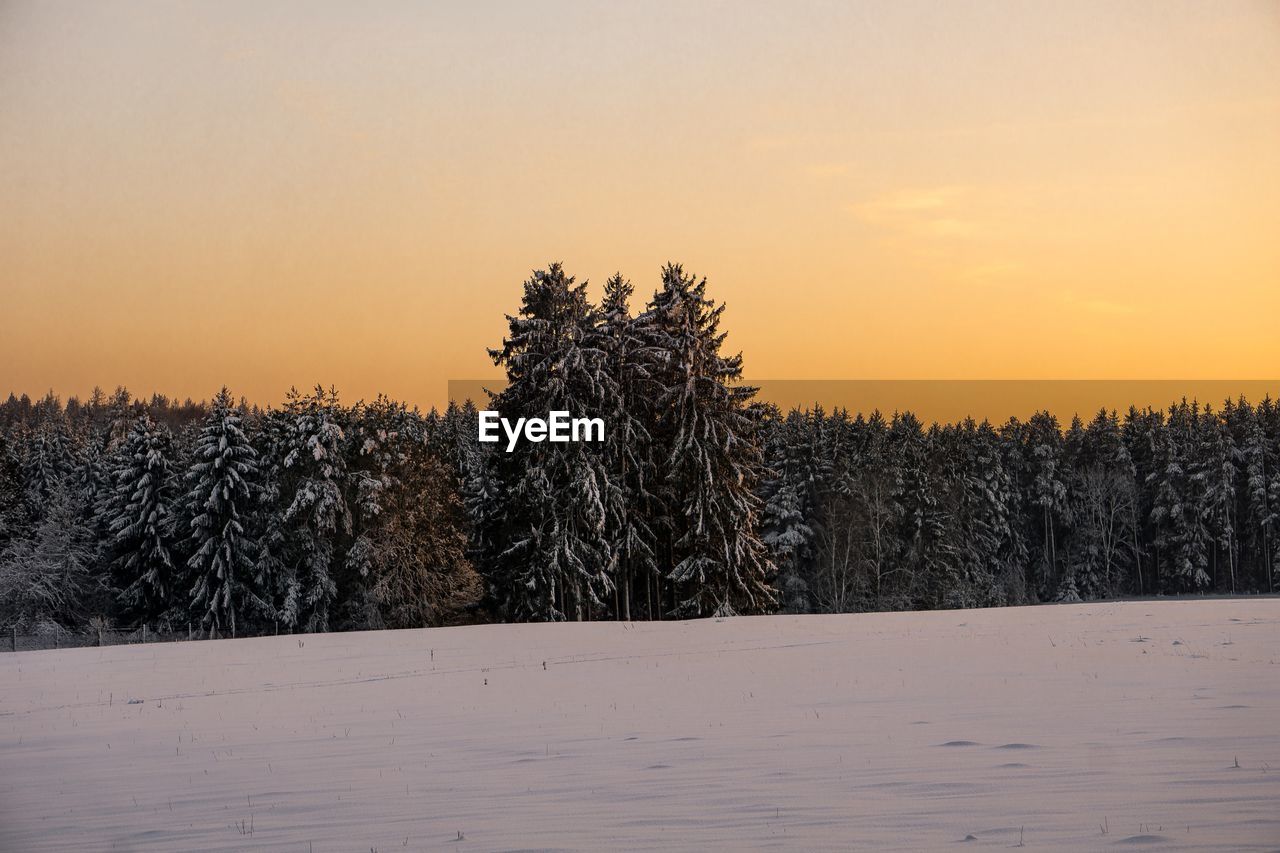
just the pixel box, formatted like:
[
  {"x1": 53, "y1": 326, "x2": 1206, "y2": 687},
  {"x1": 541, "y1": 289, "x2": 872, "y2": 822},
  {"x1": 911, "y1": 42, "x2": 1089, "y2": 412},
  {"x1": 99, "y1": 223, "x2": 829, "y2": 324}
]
[{"x1": 1, "y1": 262, "x2": 1277, "y2": 635}]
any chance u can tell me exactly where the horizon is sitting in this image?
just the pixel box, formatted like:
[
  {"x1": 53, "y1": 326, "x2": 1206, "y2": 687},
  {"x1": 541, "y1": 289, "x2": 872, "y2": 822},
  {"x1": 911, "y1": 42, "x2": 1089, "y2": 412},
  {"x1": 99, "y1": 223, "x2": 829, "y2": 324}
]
[{"x1": 8, "y1": 378, "x2": 1280, "y2": 429}]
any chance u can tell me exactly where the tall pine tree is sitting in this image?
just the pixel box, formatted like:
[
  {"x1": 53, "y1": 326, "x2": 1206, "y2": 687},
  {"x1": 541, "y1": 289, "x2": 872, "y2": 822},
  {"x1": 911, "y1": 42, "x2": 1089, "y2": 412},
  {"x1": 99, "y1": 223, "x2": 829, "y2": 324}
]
[
  {"x1": 107, "y1": 414, "x2": 181, "y2": 620},
  {"x1": 486, "y1": 264, "x2": 614, "y2": 621},
  {"x1": 184, "y1": 388, "x2": 260, "y2": 637},
  {"x1": 638, "y1": 263, "x2": 774, "y2": 617}
]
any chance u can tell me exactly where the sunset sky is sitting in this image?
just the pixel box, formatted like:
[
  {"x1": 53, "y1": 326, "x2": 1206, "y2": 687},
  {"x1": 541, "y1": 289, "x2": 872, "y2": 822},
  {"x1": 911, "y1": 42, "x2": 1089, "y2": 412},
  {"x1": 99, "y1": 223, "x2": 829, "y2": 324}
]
[{"x1": 2, "y1": 1, "x2": 1278, "y2": 416}]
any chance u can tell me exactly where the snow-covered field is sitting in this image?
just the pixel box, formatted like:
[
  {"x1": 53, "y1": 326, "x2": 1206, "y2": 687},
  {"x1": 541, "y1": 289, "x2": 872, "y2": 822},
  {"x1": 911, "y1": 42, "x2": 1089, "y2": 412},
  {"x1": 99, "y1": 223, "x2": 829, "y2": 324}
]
[{"x1": 2, "y1": 601, "x2": 1278, "y2": 852}]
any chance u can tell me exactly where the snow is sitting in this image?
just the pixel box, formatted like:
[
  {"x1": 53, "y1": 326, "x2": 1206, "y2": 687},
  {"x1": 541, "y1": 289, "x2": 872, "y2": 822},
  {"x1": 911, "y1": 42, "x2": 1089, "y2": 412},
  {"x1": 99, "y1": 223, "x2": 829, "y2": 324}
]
[{"x1": 2, "y1": 600, "x2": 1278, "y2": 851}]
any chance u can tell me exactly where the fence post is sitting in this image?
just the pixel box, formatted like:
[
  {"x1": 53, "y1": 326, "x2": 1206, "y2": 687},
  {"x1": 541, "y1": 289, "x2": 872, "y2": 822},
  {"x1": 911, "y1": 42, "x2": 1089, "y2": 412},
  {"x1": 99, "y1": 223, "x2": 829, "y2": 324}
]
[
  {"x1": 142, "y1": 624, "x2": 147, "y2": 644},
  {"x1": 11, "y1": 626, "x2": 15, "y2": 652},
  {"x1": 55, "y1": 627, "x2": 60, "y2": 649},
  {"x1": 188, "y1": 622, "x2": 192, "y2": 641}
]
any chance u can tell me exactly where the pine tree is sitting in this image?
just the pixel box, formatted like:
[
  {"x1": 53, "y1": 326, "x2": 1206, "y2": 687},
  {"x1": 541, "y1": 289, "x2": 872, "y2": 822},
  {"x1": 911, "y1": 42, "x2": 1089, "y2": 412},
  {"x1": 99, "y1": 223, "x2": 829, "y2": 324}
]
[
  {"x1": 485, "y1": 263, "x2": 614, "y2": 621},
  {"x1": 1242, "y1": 397, "x2": 1279, "y2": 592},
  {"x1": 107, "y1": 414, "x2": 181, "y2": 620},
  {"x1": 889, "y1": 414, "x2": 949, "y2": 608},
  {"x1": 0, "y1": 431, "x2": 29, "y2": 548},
  {"x1": 833, "y1": 410, "x2": 898, "y2": 610},
  {"x1": 760, "y1": 408, "x2": 821, "y2": 613},
  {"x1": 19, "y1": 415, "x2": 74, "y2": 519},
  {"x1": 638, "y1": 263, "x2": 774, "y2": 617},
  {"x1": 251, "y1": 407, "x2": 294, "y2": 627},
  {"x1": 937, "y1": 419, "x2": 1012, "y2": 608},
  {"x1": 1148, "y1": 400, "x2": 1211, "y2": 592},
  {"x1": 184, "y1": 388, "x2": 261, "y2": 637},
  {"x1": 1025, "y1": 411, "x2": 1069, "y2": 598},
  {"x1": 0, "y1": 476, "x2": 97, "y2": 629},
  {"x1": 1121, "y1": 405, "x2": 1163, "y2": 593},
  {"x1": 1200, "y1": 403, "x2": 1239, "y2": 592},
  {"x1": 277, "y1": 386, "x2": 351, "y2": 632},
  {"x1": 1067, "y1": 409, "x2": 1138, "y2": 597},
  {"x1": 347, "y1": 397, "x2": 482, "y2": 628},
  {"x1": 592, "y1": 273, "x2": 660, "y2": 620},
  {"x1": 809, "y1": 409, "x2": 877, "y2": 612},
  {"x1": 433, "y1": 400, "x2": 501, "y2": 598}
]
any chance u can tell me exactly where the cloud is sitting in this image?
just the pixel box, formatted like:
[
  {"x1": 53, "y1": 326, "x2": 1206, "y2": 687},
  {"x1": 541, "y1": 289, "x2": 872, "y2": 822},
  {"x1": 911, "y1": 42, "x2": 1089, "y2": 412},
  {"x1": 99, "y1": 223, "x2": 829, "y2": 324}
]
[
  {"x1": 1060, "y1": 290, "x2": 1137, "y2": 317},
  {"x1": 960, "y1": 261, "x2": 1022, "y2": 284},
  {"x1": 805, "y1": 162, "x2": 851, "y2": 178},
  {"x1": 849, "y1": 186, "x2": 979, "y2": 238},
  {"x1": 1083, "y1": 299, "x2": 1136, "y2": 316}
]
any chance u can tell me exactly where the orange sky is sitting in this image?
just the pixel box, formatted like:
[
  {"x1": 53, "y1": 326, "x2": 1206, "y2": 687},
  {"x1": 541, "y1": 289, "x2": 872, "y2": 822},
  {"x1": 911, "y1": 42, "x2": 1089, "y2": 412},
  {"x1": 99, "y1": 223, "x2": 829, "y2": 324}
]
[{"x1": 2, "y1": 2, "x2": 1278, "y2": 414}]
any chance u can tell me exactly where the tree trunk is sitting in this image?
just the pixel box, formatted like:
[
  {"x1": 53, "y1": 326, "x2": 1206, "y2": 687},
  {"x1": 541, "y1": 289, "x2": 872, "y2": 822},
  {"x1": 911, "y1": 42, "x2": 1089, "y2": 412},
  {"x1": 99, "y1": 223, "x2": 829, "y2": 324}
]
[{"x1": 623, "y1": 563, "x2": 631, "y2": 622}]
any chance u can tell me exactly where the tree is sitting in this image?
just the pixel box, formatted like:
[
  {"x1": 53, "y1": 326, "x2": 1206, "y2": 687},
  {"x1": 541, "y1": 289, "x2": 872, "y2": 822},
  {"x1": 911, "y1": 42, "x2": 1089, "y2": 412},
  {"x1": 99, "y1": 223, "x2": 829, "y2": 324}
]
[
  {"x1": 1121, "y1": 405, "x2": 1163, "y2": 593},
  {"x1": 19, "y1": 414, "x2": 74, "y2": 519},
  {"x1": 638, "y1": 263, "x2": 774, "y2": 617},
  {"x1": 0, "y1": 477, "x2": 98, "y2": 628},
  {"x1": 347, "y1": 397, "x2": 482, "y2": 628},
  {"x1": 1199, "y1": 403, "x2": 1239, "y2": 592},
  {"x1": 106, "y1": 414, "x2": 181, "y2": 620},
  {"x1": 1024, "y1": 411, "x2": 1068, "y2": 598},
  {"x1": 592, "y1": 273, "x2": 661, "y2": 620},
  {"x1": 888, "y1": 414, "x2": 949, "y2": 608},
  {"x1": 1148, "y1": 401, "x2": 1211, "y2": 592},
  {"x1": 1240, "y1": 397, "x2": 1279, "y2": 592},
  {"x1": 184, "y1": 388, "x2": 261, "y2": 637},
  {"x1": 277, "y1": 386, "x2": 351, "y2": 632},
  {"x1": 1067, "y1": 410, "x2": 1138, "y2": 597},
  {"x1": 936, "y1": 419, "x2": 1013, "y2": 608},
  {"x1": 760, "y1": 408, "x2": 821, "y2": 613},
  {"x1": 0, "y1": 431, "x2": 29, "y2": 548},
  {"x1": 810, "y1": 410, "x2": 880, "y2": 613},
  {"x1": 485, "y1": 263, "x2": 614, "y2": 621}
]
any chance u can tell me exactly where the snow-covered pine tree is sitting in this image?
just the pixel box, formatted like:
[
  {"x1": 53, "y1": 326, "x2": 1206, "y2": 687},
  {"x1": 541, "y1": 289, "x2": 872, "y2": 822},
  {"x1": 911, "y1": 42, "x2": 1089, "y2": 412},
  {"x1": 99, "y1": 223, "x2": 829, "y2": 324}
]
[
  {"x1": 890, "y1": 414, "x2": 950, "y2": 608},
  {"x1": 828, "y1": 410, "x2": 897, "y2": 610},
  {"x1": 486, "y1": 263, "x2": 614, "y2": 621},
  {"x1": 278, "y1": 386, "x2": 351, "y2": 632},
  {"x1": 760, "y1": 407, "x2": 821, "y2": 613},
  {"x1": 1259, "y1": 396, "x2": 1280, "y2": 592},
  {"x1": 432, "y1": 399, "x2": 504, "y2": 592},
  {"x1": 637, "y1": 263, "x2": 774, "y2": 617},
  {"x1": 0, "y1": 431, "x2": 29, "y2": 548},
  {"x1": 106, "y1": 414, "x2": 181, "y2": 620},
  {"x1": 1199, "y1": 403, "x2": 1239, "y2": 592},
  {"x1": 933, "y1": 418, "x2": 1012, "y2": 608},
  {"x1": 1024, "y1": 411, "x2": 1069, "y2": 599},
  {"x1": 1147, "y1": 400, "x2": 1211, "y2": 592},
  {"x1": 1065, "y1": 409, "x2": 1138, "y2": 597},
  {"x1": 106, "y1": 387, "x2": 137, "y2": 445},
  {"x1": 974, "y1": 418, "x2": 1024, "y2": 604},
  {"x1": 79, "y1": 434, "x2": 111, "y2": 539},
  {"x1": 249, "y1": 406, "x2": 296, "y2": 628},
  {"x1": 184, "y1": 388, "x2": 261, "y2": 637},
  {"x1": 347, "y1": 396, "x2": 482, "y2": 628},
  {"x1": 0, "y1": 475, "x2": 97, "y2": 629},
  {"x1": 1121, "y1": 405, "x2": 1164, "y2": 593},
  {"x1": 590, "y1": 273, "x2": 660, "y2": 620},
  {"x1": 339, "y1": 397, "x2": 400, "y2": 628},
  {"x1": 427, "y1": 399, "x2": 479, "y2": 481},
  {"x1": 805, "y1": 408, "x2": 861, "y2": 612},
  {"x1": 1241, "y1": 397, "x2": 1278, "y2": 592},
  {"x1": 19, "y1": 413, "x2": 74, "y2": 520}
]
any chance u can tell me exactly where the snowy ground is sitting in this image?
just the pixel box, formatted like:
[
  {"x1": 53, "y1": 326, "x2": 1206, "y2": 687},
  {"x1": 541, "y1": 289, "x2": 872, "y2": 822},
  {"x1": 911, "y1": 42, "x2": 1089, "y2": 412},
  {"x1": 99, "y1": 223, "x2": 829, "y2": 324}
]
[{"x1": 2, "y1": 601, "x2": 1278, "y2": 852}]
